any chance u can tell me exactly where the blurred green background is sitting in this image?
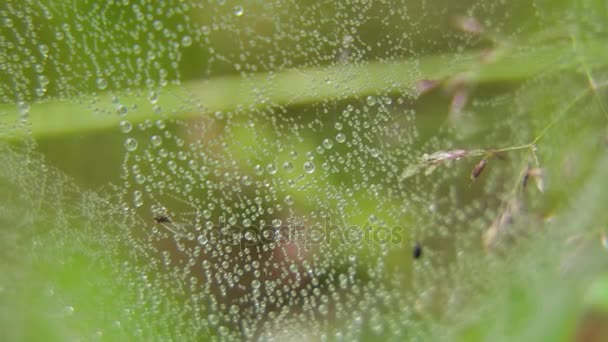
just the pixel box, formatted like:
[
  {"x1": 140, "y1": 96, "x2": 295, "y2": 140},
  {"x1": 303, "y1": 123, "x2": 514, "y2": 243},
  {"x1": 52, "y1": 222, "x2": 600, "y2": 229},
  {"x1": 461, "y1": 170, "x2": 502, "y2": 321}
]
[{"x1": 1, "y1": 0, "x2": 608, "y2": 341}]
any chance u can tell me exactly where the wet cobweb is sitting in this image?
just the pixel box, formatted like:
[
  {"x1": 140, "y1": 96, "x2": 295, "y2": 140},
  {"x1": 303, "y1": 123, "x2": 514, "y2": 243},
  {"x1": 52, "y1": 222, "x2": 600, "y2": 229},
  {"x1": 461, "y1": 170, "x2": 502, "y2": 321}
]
[{"x1": 0, "y1": 0, "x2": 568, "y2": 340}]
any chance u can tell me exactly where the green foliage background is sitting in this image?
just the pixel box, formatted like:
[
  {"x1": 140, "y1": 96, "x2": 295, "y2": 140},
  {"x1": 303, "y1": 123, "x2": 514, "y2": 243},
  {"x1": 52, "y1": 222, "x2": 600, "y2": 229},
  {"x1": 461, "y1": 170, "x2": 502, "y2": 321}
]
[{"x1": 1, "y1": 0, "x2": 608, "y2": 341}]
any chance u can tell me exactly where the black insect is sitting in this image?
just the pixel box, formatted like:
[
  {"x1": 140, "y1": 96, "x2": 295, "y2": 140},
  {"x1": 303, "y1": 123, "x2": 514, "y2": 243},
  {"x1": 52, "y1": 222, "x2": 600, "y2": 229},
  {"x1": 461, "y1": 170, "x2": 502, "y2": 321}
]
[
  {"x1": 413, "y1": 242, "x2": 422, "y2": 259},
  {"x1": 154, "y1": 215, "x2": 171, "y2": 224}
]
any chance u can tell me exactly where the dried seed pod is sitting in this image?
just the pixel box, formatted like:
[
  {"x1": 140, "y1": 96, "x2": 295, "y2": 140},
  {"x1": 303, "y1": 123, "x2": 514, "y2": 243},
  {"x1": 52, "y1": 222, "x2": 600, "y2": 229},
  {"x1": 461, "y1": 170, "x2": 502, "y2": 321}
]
[
  {"x1": 530, "y1": 168, "x2": 544, "y2": 193},
  {"x1": 483, "y1": 198, "x2": 521, "y2": 250},
  {"x1": 470, "y1": 158, "x2": 487, "y2": 180},
  {"x1": 522, "y1": 171, "x2": 530, "y2": 189},
  {"x1": 535, "y1": 176, "x2": 544, "y2": 193},
  {"x1": 523, "y1": 167, "x2": 544, "y2": 192}
]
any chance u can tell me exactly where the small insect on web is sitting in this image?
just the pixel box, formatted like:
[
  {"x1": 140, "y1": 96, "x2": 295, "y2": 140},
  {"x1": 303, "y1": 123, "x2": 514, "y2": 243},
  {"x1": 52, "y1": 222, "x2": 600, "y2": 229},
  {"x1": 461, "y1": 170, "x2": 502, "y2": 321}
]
[
  {"x1": 413, "y1": 241, "x2": 423, "y2": 259},
  {"x1": 154, "y1": 215, "x2": 171, "y2": 224},
  {"x1": 154, "y1": 214, "x2": 187, "y2": 236}
]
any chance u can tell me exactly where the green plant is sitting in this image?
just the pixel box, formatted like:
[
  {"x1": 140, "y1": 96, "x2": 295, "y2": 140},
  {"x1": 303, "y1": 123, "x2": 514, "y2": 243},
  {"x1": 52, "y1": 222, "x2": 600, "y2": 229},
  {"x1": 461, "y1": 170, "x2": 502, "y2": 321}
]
[{"x1": 1, "y1": 0, "x2": 608, "y2": 341}]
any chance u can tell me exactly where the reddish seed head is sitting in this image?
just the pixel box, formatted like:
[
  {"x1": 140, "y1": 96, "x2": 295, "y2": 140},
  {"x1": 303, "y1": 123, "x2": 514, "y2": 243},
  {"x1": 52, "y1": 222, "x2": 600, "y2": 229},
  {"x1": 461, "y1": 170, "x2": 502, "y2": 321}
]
[
  {"x1": 454, "y1": 16, "x2": 484, "y2": 35},
  {"x1": 450, "y1": 88, "x2": 469, "y2": 116},
  {"x1": 423, "y1": 149, "x2": 468, "y2": 164},
  {"x1": 415, "y1": 79, "x2": 441, "y2": 96}
]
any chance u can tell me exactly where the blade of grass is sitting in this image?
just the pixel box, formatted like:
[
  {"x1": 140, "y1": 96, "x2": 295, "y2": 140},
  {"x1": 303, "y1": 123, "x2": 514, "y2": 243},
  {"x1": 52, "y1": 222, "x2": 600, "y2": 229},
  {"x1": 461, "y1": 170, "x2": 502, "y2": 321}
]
[{"x1": 1, "y1": 39, "x2": 607, "y2": 140}]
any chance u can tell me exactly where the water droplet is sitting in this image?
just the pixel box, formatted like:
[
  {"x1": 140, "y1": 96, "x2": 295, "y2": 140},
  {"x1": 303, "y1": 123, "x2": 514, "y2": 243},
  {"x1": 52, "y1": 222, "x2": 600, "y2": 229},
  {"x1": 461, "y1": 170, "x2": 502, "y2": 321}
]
[
  {"x1": 116, "y1": 104, "x2": 128, "y2": 116},
  {"x1": 284, "y1": 195, "x2": 294, "y2": 206},
  {"x1": 282, "y1": 161, "x2": 294, "y2": 172},
  {"x1": 38, "y1": 44, "x2": 49, "y2": 58},
  {"x1": 63, "y1": 305, "x2": 75, "y2": 316},
  {"x1": 135, "y1": 174, "x2": 146, "y2": 184},
  {"x1": 241, "y1": 175, "x2": 253, "y2": 186},
  {"x1": 181, "y1": 35, "x2": 192, "y2": 47},
  {"x1": 339, "y1": 273, "x2": 348, "y2": 288},
  {"x1": 153, "y1": 20, "x2": 163, "y2": 31},
  {"x1": 370, "y1": 148, "x2": 380, "y2": 158},
  {"x1": 150, "y1": 135, "x2": 162, "y2": 147},
  {"x1": 322, "y1": 138, "x2": 334, "y2": 149},
  {"x1": 167, "y1": 160, "x2": 177, "y2": 171},
  {"x1": 304, "y1": 161, "x2": 316, "y2": 173},
  {"x1": 266, "y1": 163, "x2": 278, "y2": 175},
  {"x1": 37, "y1": 75, "x2": 49, "y2": 86},
  {"x1": 17, "y1": 101, "x2": 30, "y2": 117},
  {"x1": 244, "y1": 230, "x2": 256, "y2": 243},
  {"x1": 96, "y1": 78, "x2": 107, "y2": 90},
  {"x1": 133, "y1": 190, "x2": 143, "y2": 207},
  {"x1": 366, "y1": 96, "x2": 377, "y2": 106},
  {"x1": 336, "y1": 133, "x2": 346, "y2": 143},
  {"x1": 148, "y1": 91, "x2": 159, "y2": 104},
  {"x1": 119, "y1": 120, "x2": 132, "y2": 133},
  {"x1": 208, "y1": 314, "x2": 219, "y2": 325},
  {"x1": 124, "y1": 138, "x2": 138, "y2": 152},
  {"x1": 234, "y1": 5, "x2": 244, "y2": 16},
  {"x1": 153, "y1": 105, "x2": 162, "y2": 115}
]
